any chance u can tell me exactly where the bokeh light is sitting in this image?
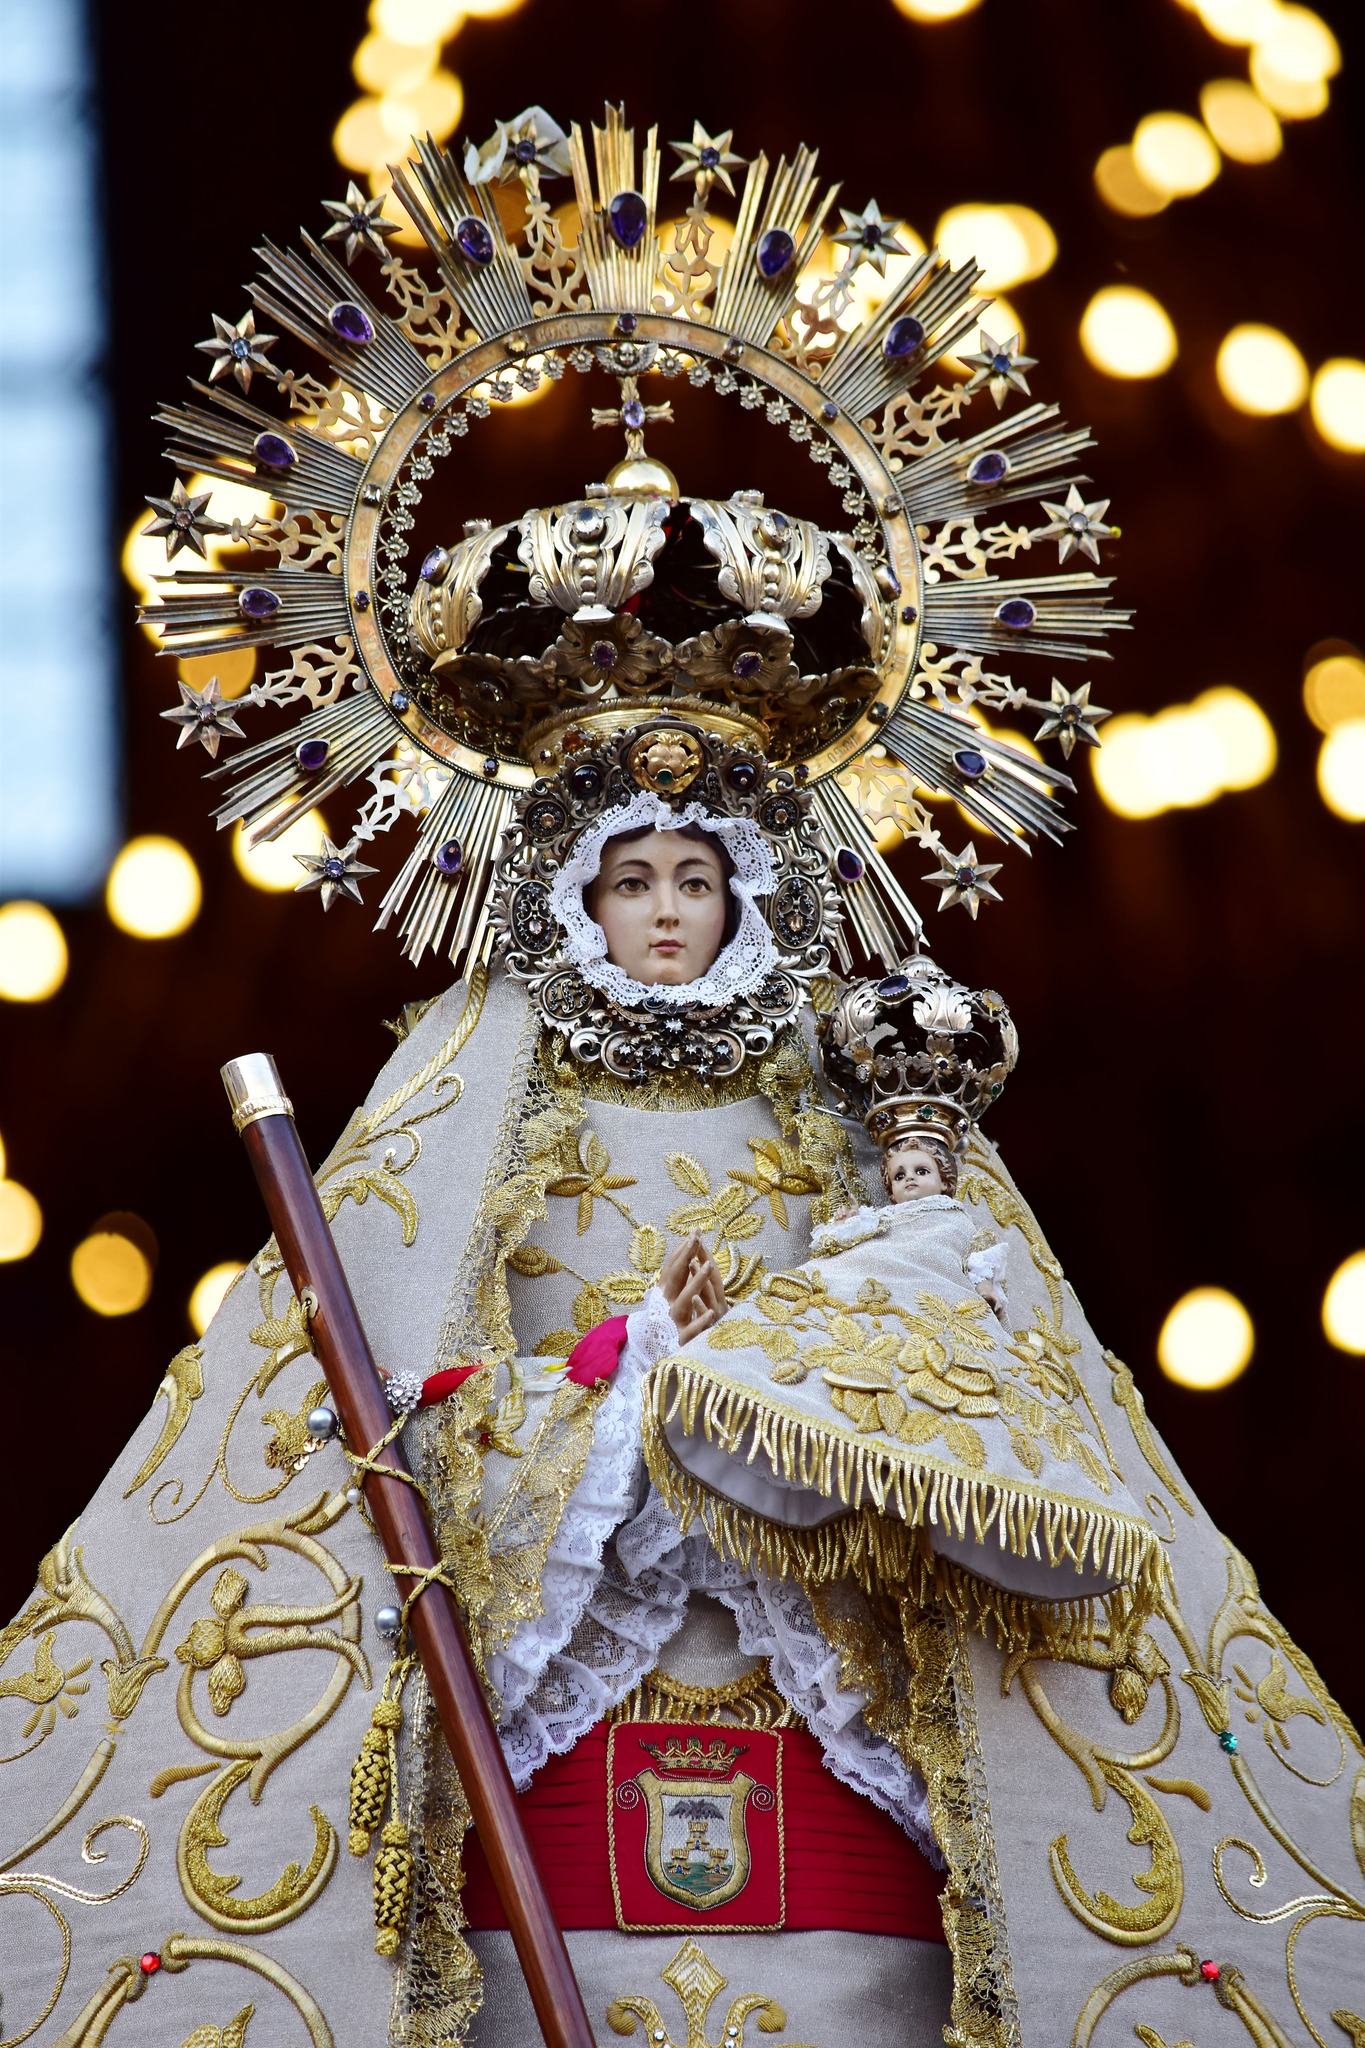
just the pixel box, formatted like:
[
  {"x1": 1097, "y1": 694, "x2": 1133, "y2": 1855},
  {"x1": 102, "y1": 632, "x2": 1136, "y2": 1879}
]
[
  {"x1": 178, "y1": 647, "x2": 258, "y2": 701},
  {"x1": 190, "y1": 1261, "x2": 246, "y2": 1336},
  {"x1": 1199, "y1": 78, "x2": 1283, "y2": 161},
  {"x1": 354, "y1": 32, "x2": 439, "y2": 92},
  {"x1": 891, "y1": 0, "x2": 983, "y2": 18},
  {"x1": 1158, "y1": 1286, "x2": 1254, "y2": 1390},
  {"x1": 1250, "y1": 49, "x2": 1329, "y2": 117},
  {"x1": 1322, "y1": 1252, "x2": 1365, "y2": 1354},
  {"x1": 1303, "y1": 651, "x2": 1365, "y2": 732},
  {"x1": 0, "y1": 901, "x2": 69, "y2": 1002},
  {"x1": 1310, "y1": 359, "x2": 1365, "y2": 453},
  {"x1": 1316, "y1": 720, "x2": 1365, "y2": 822},
  {"x1": 1132, "y1": 112, "x2": 1220, "y2": 197},
  {"x1": 371, "y1": 0, "x2": 464, "y2": 35},
  {"x1": 71, "y1": 1228, "x2": 154, "y2": 1316},
  {"x1": 1080, "y1": 287, "x2": 1178, "y2": 379},
  {"x1": 232, "y1": 810, "x2": 331, "y2": 892},
  {"x1": 1093, "y1": 145, "x2": 1169, "y2": 218},
  {"x1": 0, "y1": 1181, "x2": 43, "y2": 1262},
  {"x1": 1192, "y1": 0, "x2": 1283, "y2": 43},
  {"x1": 932, "y1": 204, "x2": 1055, "y2": 291},
  {"x1": 1215, "y1": 323, "x2": 1308, "y2": 415},
  {"x1": 106, "y1": 836, "x2": 202, "y2": 939},
  {"x1": 1091, "y1": 689, "x2": 1275, "y2": 818}
]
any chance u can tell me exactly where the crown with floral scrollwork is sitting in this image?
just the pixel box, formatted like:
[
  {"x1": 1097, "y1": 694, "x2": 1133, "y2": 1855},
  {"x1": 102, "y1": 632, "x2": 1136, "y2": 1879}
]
[
  {"x1": 141, "y1": 102, "x2": 1123, "y2": 976},
  {"x1": 817, "y1": 952, "x2": 1018, "y2": 1152}
]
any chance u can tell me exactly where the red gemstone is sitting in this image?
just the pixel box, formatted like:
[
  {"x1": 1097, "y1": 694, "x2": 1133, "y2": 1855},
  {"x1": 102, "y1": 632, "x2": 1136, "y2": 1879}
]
[
  {"x1": 1199, "y1": 1960, "x2": 1220, "y2": 1982},
  {"x1": 139, "y1": 1952, "x2": 162, "y2": 1975}
]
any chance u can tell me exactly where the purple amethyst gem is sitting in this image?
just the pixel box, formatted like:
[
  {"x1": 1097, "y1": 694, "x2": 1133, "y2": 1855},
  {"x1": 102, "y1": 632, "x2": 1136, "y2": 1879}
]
[
  {"x1": 455, "y1": 215, "x2": 495, "y2": 266},
  {"x1": 420, "y1": 547, "x2": 451, "y2": 583},
  {"x1": 391, "y1": 690, "x2": 411, "y2": 712},
  {"x1": 953, "y1": 748, "x2": 987, "y2": 778},
  {"x1": 512, "y1": 137, "x2": 537, "y2": 164},
  {"x1": 875, "y1": 973, "x2": 912, "y2": 999},
  {"x1": 835, "y1": 847, "x2": 865, "y2": 883},
  {"x1": 322, "y1": 856, "x2": 347, "y2": 881},
  {"x1": 608, "y1": 190, "x2": 648, "y2": 249},
  {"x1": 253, "y1": 431, "x2": 296, "y2": 470},
  {"x1": 622, "y1": 398, "x2": 645, "y2": 429},
  {"x1": 296, "y1": 738, "x2": 330, "y2": 773},
  {"x1": 884, "y1": 315, "x2": 925, "y2": 361},
  {"x1": 996, "y1": 596, "x2": 1037, "y2": 630},
  {"x1": 699, "y1": 145, "x2": 721, "y2": 169},
  {"x1": 732, "y1": 650, "x2": 763, "y2": 681},
  {"x1": 756, "y1": 227, "x2": 796, "y2": 280},
  {"x1": 616, "y1": 312, "x2": 638, "y2": 335},
  {"x1": 434, "y1": 837, "x2": 463, "y2": 874},
  {"x1": 967, "y1": 449, "x2": 1009, "y2": 485},
  {"x1": 238, "y1": 585, "x2": 280, "y2": 620},
  {"x1": 328, "y1": 300, "x2": 375, "y2": 345},
  {"x1": 589, "y1": 639, "x2": 617, "y2": 671}
]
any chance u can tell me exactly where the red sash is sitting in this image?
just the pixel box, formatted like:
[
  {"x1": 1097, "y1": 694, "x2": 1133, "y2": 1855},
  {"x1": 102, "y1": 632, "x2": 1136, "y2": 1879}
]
[{"x1": 462, "y1": 1719, "x2": 946, "y2": 1942}]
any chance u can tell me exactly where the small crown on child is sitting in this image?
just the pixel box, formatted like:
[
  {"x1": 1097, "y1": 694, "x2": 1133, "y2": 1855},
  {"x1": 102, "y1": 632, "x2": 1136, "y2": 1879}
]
[{"x1": 817, "y1": 953, "x2": 1018, "y2": 1154}]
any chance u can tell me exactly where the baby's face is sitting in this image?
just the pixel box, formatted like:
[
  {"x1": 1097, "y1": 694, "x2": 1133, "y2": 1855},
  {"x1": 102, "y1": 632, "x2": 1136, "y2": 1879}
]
[{"x1": 886, "y1": 1146, "x2": 946, "y2": 1204}]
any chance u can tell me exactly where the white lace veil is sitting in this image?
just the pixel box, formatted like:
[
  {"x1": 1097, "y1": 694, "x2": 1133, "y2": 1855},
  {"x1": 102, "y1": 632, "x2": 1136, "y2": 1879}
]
[{"x1": 546, "y1": 793, "x2": 779, "y2": 1011}]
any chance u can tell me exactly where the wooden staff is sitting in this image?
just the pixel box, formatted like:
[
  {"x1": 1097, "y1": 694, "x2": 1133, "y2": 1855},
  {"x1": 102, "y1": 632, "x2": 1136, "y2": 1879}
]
[{"x1": 222, "y1": 1053, "x2": 595, "y2": 2048}]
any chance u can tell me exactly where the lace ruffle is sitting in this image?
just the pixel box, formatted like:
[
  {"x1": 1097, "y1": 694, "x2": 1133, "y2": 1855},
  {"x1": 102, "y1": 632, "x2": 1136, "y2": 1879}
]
[{"x1": 546, "y1": 793, "x2": 778, "y2": 1012}]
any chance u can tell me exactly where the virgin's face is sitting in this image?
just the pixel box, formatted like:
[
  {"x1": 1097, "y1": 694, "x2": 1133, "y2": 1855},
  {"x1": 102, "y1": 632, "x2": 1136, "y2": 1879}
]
[
  {"x1": 886, "y1": 1146, "x2": 946, "y2": 1204},
  {"x1": 593, "y1": 832, "x2": 729, "y2": 986}
]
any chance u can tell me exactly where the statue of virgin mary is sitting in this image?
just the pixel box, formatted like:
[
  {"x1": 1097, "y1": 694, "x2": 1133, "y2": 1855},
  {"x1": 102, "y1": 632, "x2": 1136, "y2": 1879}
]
[{"x1": 2, "y1": 106, "x2": 1359, "y2": 2048}]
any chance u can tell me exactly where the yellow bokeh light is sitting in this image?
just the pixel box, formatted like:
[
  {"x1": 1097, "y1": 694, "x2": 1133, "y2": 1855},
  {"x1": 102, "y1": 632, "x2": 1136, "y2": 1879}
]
[
  {"x1": 0, "y1": 901, "x2": 68, "y2": 1001},
  {"x1": 1132, "y1": 112, "x2": 1220, "y2": 198},
  {"x1": 106, "y1": 836, "x2": 202, "y2": 939},
  {"x1": 891, "y1": 0, "x2": 983, "y2": 17},
  {"x1": 1091, "y1": 690, "x2": 1275, "y2": 817},
  {"x1": 933, "y1": 204, "x2": 1055, "y2": 291},
  {"x1": 1249, "y1": 47, "x2": 1329, "y2": 117},
  {"x1": 1194, "y1": 687, "x2": 1278, "y2": 789},
  {"x1": 1303, "y1": 652, "x2": 1365, "y2": 732},
  {"x1": 232, "y1": 809, "x2": 331, "y2": 893},
  {"x1": 336, "y1": 98, "x2": 394, "y2": 175},
  {"x1": 1310, "y1": 359, "x2": 1365, "y2": 453},
  {"x1": 1195, "y1": 0, "x2": 1282, "y2": 43},
  {"x1": 1093, "y1": 145, "x2": 1169, "y2": 218},
  {"x1": 71, "y1": 1232, "x2": 153, "y2": 1316},
  {"x1": 1316, "y1": 719, "x2": 1365, "y2": 822},
  {"x1": 379, "y1": 69, "x2": 462, "y2": 147},
  {"x1": 354, "y1": 31, "x2": 438, "y2": 91},
  {"x1": 1080, "y1": 286, "x2": 1178, "y2": 379},
  {"x1": 1199, "y1": 78, "x2": 1283, "y2": 162},
  {"x1": 0, "y1": 1181, "x2": 42, "y2": 1262},
  {"x1": 190, "y1": 1261, "x2": 246, "y2": 1336},
  {"x1": 1254, "y1": 5, "x2": 1341, "y2": 82},
  {"x1": 1215, "y1": 323, "x2": 1308, "y2": 415},
  {"x1": 370, "y1": 0, "x2": 465, "y2": 37},
  {"x1": 1158, "y1": 1286, "x2": 1254, "y2": 1390},
  {"x1": 178, "y1": 647, "x2": 258, "y2": 702},
  {"x1": 0, "y1": 1130, "x2": 5, "y2": 1177},
  {"x1": 1322, "y1": 1251, "x2": 1365, "y2": 1354}
]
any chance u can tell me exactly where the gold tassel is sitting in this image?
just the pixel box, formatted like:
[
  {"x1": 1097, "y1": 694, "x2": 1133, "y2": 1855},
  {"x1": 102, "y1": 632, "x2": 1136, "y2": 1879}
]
[
  {"x1": 374, "y1": 1818, "x2": 415, "y2": 1956},
  {"x1": 348, "y1": 1698, "x2": 402, "y2": 1855}
]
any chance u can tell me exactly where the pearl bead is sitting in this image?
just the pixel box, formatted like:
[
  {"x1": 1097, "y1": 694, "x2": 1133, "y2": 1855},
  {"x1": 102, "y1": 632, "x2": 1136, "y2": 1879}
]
[
  {"x1": 345, "y1": 1486, "x2": 362, "y2": 1506},
  {"x1": 375, "y1": 1605, "x2": 403, "y2": 1640},
  {"x1": 306, "y1": 1406, "x2": 339, "y2": 1441}
]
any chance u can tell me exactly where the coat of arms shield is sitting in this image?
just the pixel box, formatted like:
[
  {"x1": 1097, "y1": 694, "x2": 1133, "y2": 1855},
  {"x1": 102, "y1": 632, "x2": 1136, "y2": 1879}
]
[{"x1": 607, "y1": 1723, "x2": 785, "y2": 1931}]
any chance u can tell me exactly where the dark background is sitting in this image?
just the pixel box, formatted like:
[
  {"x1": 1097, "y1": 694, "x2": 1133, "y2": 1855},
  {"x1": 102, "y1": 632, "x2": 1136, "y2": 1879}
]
[{"x1": 1, "y1": 0, "x2": 1360, "y2": 1716}]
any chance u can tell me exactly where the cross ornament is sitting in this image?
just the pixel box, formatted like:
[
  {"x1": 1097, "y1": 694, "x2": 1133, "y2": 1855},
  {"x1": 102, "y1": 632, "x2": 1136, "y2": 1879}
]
[{"x1": 591, "y1": 374, "x2": 674, "y2": 464}]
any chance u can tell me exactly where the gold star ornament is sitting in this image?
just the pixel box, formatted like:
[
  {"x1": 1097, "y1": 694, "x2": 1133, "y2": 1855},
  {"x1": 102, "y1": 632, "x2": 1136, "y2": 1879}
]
[
  {"x1": 923, "y1": 842, "x2": 1003, "y2": 918},
  {"x1": 1033, "y1": 679, "x2": 1111, "y2": 758}
]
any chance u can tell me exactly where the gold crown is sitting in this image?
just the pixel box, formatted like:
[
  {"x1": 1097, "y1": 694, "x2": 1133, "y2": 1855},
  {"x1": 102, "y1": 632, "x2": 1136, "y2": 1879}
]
[
  {"x1": 641, "y1": 1736, "x2": 750, "y2": 1775},
  {"x1": 143, "y1": 104, "x2": 1123, "y2": 973}
]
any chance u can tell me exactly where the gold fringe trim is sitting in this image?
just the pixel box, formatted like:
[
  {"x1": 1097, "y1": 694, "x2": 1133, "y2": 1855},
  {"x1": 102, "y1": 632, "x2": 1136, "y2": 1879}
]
[{"x1": 644, "y1": 1358, "x2": 1167, "y2": 1659}]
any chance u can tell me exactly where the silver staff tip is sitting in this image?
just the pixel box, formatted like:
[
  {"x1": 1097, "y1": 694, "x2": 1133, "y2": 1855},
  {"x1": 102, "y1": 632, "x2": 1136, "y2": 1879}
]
[{"x1": 221, "y1": 1053, "x2": 294, "y2": 1133}]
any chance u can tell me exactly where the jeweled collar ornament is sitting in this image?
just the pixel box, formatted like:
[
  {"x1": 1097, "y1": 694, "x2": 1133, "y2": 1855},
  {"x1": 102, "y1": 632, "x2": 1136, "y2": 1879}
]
[
  {"x1": 489, "y1": 719, "x2": 838, "y2": 1081},
  {"x1": 142, "y1": 102, "x2": 1124, "y2": 981},
  {"x1": 818, "y1": 952, "x2": 1018, "y2": 1152}
]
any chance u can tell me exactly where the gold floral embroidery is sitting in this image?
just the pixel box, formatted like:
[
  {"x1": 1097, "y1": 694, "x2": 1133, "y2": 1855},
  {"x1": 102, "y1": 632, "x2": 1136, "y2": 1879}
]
[
  {"x1": 179, "y1": 2008, "x2": 254, "y2": 2048},
  {"x1": 122, "y1": 1344, "x2": 206, "y2": 1499},
  {"x1": 0, "y1": 1816, "x2": 150, "y2": 2047},
  {"x1": 0, "y1": 1632, "x2": 91, "y2": 1743},
  {"x1": 53, "y1": 1930, "x2": 331, "y2": 2048},
  {"x1": 606, "y1": 1936, "x2": 817, "y2": 2048}
]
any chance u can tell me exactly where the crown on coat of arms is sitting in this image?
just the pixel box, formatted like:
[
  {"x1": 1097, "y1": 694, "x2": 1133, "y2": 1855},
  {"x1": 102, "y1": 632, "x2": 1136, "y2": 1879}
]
[
  {"x1": 641, "y1": 1735, "x2": 749, "y2": 1774},
  {"x1": 817, "y1": 951, "x2": 1018, "y2": 1152}
]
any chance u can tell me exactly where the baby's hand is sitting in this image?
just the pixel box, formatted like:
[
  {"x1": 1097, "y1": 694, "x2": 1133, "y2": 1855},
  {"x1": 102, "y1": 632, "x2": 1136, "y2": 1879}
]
[
  {"x1": 829, "y1": 1204, "x2": 858, "y2": 1224},
  {"x1": 976, "y1": 1279, "x2": 1008, "y2": 1325}
]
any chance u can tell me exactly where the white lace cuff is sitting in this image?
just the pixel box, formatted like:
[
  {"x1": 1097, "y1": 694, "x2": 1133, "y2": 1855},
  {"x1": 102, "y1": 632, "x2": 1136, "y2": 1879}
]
[{"x1": 623, "y1": 1285, "x2": 680, "y2": 1371}]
